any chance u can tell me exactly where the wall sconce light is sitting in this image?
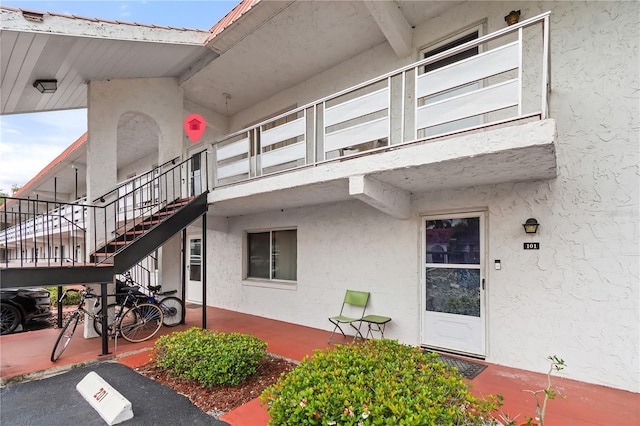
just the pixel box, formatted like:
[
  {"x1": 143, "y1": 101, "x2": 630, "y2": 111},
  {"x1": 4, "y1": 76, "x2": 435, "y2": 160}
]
[
  {"x1": 504, "y1": 10, "x2": 521, "y2": 26},
  {"x1": 522, "y1": 218, "x2": 540, "y2": 234},
  {"x1": 33, "y1": 79, "x2": 57, "y2": 93}
]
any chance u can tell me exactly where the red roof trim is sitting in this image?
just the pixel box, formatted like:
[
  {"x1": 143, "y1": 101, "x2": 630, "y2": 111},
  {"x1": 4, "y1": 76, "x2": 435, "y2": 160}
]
[{"x1": 207, "y1": 0, "x2": 261, "y2": 43}]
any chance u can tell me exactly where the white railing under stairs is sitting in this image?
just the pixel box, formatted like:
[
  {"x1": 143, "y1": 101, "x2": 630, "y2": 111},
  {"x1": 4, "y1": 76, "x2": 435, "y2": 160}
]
[
  {"x1": 0, "y1": 197, "x2": 87, "y2": 267},
  {"x1": 1, "y1": 197, "x2": 87, "y2": 245},
  {"x1": 214, "y1": 12, "x2": 551, "y2": 186}
]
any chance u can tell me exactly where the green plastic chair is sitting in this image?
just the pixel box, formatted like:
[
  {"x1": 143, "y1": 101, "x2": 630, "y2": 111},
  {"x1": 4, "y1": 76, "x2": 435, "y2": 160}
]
[{"x1": 328, "y1": 290, "x2": 369, "y2": 343}]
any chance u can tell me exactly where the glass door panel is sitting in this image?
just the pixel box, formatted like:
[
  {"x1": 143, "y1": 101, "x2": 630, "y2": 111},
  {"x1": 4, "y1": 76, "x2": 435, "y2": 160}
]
[
  {"x1": 423, "y1": 214, "x2": 485, "y2": 355},
  {"x1": 186, "y1": 238, "x2": 202, "y2": 303}
]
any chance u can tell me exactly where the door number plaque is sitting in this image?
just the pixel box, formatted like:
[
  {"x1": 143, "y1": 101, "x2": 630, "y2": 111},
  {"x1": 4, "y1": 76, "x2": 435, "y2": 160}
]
[{"x1": 523, "y1": 242, "x2": 540, "y2": 250}]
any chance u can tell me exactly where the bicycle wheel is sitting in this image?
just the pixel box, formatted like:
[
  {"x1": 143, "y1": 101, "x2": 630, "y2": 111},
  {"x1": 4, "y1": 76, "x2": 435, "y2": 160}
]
[
  {"x1": 51, "y1": 312, "x2": 80, "y2": 362},
  {"x1": 119, "y1": 303, "x2": 163, "y2": 343},
  {"x1": 159, "y1": 297, "x2": 184, "y2": 327},
  {"x1": 93, "y1": 304, "x2": 124, "y2": 336}
]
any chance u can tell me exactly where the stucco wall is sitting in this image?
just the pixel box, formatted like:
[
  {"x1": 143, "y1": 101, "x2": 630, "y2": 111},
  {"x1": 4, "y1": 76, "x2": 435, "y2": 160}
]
[
  {"x1": 87, "y1": 77, "x2": 184, "y2": 201},
  {"x1": 207, "y1": 200, "x2": 420, "y2": 344},
  {"x1": 116, "y1": 151, "x2": 158, "y2": 182},
  {"x1": 409, "y1": 1, "x2": 639, "y2": 392},
  {"x1": 203, "y1": 1, "x2": 639, "y2": 392}
]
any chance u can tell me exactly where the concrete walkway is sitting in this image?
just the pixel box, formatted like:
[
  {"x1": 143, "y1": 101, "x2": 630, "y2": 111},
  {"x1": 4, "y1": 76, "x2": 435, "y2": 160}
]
[{"x1": 1, "y1": 305, "x2": 639, "y2": 426}]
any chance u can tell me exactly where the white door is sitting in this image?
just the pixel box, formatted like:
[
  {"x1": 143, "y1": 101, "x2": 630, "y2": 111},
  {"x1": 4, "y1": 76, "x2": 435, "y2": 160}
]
[
  {"x1": 186, "y1": 237, "x2": 202, "y2": 303},
  {"x1": 187, "y1": 147, "x2": 204, "y2": 197},
  {"x1": 422, "y1": 213, "x2": 485, "y2": 356}
]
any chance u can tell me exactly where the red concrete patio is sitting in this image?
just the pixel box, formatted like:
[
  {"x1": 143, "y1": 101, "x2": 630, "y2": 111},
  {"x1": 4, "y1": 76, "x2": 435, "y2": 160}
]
[{"x1": 1, "y1": 305, "x2": 638, "y2": 425}]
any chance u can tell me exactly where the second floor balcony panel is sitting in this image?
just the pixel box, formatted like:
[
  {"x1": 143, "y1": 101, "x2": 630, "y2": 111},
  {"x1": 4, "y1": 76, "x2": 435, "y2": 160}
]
[{"x1": 208, "y1": 13, "x2": 557, "y2": 218}]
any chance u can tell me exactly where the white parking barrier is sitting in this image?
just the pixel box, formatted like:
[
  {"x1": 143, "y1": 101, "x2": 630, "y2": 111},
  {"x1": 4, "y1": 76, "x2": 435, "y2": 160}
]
[{"x1": 76, "y1": 371, "x2": 133, "y2": 425}]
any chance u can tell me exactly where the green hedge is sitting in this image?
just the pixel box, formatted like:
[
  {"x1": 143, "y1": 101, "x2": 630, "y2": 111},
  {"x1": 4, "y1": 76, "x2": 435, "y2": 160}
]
[
  {"x1": 46, "y1": 286, "x2": 82, "y2": 307},
  {"x1": 260, "y1": 339, "x2": 499, "y2": 425},
  {"x1": 153, "y1": 327, "x2": 267, "y2": 386}
]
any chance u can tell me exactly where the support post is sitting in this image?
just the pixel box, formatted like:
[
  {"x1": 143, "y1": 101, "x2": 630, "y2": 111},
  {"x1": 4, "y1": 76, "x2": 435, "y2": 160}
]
[
  {"x1": 99, "y1": 282, "x2": 111, "y2": 356},
  {"x1": 75, "y1": 167, "x2": 78, "y2": 200},
  {"x1": 201, "y1": 213, "x2": 207, "y2": 329},
  {"x1": 57, "y1": 285, "x2": 63, "y2": 327},
  {"x1": 181, "y1": 228, "x2": 187, "y2": 325}
]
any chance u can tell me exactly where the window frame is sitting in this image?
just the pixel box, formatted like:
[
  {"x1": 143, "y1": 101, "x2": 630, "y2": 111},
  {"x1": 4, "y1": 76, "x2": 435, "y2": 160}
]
[
  {"x1": 244, "y1": 227, "x2": 298, "y2": 287},
  {"x1": 417, "y1": 23, "x2": 485, "y2": 138},
  {"x1": 418, "y1": 22, "x2": 485, "y2": 63}
]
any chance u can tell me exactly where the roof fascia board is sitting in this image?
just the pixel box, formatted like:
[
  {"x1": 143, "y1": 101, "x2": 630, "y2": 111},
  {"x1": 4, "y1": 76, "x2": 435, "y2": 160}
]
[
  {"x1": 205, "y1": 0, "x2": 295, "y2": 54},
  {"x1": 0, "y1": 6, "x2": 210, "y2": 45},
  {"x1": 178, "y1": 50, "x2": 221, "y2": 85}
]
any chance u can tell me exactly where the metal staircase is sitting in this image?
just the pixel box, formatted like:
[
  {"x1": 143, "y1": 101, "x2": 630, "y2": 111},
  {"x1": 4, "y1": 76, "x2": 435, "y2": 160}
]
[
  {"x1": 92, "y1": 192, "x2": 207, "y2": 274},
  {"x1": 0, "y1": 152, "x2": 209, "y2": 287}
]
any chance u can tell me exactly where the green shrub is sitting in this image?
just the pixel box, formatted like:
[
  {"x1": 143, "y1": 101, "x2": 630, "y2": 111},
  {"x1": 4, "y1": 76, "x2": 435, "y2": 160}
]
[
  {"x1": 46, "y1": 287, "x2": 82, "y2": 307},
  {"x1": 260, "y1": 339, "x2": 499, "y2": 425},
  {"x1": 153, "y1": 327, "x2": 267, "y2": 386}
]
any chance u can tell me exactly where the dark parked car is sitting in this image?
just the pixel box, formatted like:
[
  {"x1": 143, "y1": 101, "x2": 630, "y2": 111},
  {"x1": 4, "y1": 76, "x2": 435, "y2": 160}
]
[{"x1": 1, "y1": 287, "x2": 52, "y2": 335}]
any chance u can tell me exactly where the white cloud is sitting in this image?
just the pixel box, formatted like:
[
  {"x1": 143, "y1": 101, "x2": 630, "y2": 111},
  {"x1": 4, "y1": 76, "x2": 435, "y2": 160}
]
[
  {"x1": 0, "y1": 143, "x2": 64, "y2": 189},
  {"x1": 0, "y1": 109, "x2": 87, "y2": 192}
]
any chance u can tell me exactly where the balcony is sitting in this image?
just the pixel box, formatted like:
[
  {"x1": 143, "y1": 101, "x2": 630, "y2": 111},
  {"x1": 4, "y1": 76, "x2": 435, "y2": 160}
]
[
  {"x1": 208, "y1": 12, "x2": 556, "y2": 218},
  {"x1": 0, "y1": 13, "x2": 558, "y2": 257}
]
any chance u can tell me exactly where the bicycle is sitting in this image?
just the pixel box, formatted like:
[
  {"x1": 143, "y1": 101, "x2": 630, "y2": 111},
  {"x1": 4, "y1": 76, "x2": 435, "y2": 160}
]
[
  {"x1": 98, "y1": 272, "x2": 183, "y2": 329},
  {"x1": 145, "y1": 284, "x2": 184, "y2": 326},
  {"x1": 92, "y1": 274, "x2": 183, "y2": 337},
  {"x1": 51, "y1": 287, "x2": 163, "y2": 362}
]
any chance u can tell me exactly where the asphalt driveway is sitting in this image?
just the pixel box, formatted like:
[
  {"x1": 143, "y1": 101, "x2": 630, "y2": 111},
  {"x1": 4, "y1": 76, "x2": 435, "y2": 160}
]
[{"x1": 0, "y1": 362, "x2": 228, "y2": 425}]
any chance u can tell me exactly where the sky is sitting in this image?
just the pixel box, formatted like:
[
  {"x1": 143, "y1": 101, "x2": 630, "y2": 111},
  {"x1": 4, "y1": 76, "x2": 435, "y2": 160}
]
[{"x1": 0, "y1": 0, "x2": 240, "y2": 194}]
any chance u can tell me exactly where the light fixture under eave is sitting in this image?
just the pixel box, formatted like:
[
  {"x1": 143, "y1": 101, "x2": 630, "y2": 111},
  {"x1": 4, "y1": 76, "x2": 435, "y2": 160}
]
[
  {"x1": 33, "y1": 79, "x2": 57, "y2": 94},
  {"x1": 522, "y1": 218, "x2": 540, "y2": 234},
  {"x1": 504, "y1": 10, "x2": 521, "y2": 26}
]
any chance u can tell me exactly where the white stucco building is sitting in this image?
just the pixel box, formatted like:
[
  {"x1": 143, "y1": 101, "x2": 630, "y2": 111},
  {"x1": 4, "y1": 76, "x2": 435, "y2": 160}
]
[{"x1": 1, "y1": 1, "x2": 638, "y2": 393}]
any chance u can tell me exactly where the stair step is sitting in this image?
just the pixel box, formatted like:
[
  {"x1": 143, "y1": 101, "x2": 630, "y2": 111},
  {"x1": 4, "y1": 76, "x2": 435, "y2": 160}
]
[
  {"x1": 86, "y1": 194, "x2": 202, "y2": 267},
  {"x1": 164, "y1": 198, "x2": 193, "y2": 209},
  {"x1": 154, "y1": 211, "x2": 174, "y2": 217},
  {"x1": 174, "y1": 197, "x2": 193, "y2": 203}
]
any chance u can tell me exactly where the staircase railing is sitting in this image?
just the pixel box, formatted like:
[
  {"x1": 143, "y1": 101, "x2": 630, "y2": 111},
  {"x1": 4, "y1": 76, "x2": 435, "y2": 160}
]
[
  {"x1": 91, "y1": 151, "x2": 209, "y2": 264},
  {"x1": 93, "y1": 156, "x2": 179, "y2": 205},
  {"x1": 0, "y1": 151, "x2": 209, "y2": 269},
  {"x1": 119, "y1": 253, "x2": 159, "y2": 290}
]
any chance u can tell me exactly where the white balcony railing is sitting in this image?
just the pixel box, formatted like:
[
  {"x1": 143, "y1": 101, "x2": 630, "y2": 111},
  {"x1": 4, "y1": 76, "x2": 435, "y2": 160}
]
[
  {"x1": 213, "y1": 12, "x2": 550, "y2": 186},
  {"x1": 1, "y1": 197, "x2": 87, "y2": 245}
]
